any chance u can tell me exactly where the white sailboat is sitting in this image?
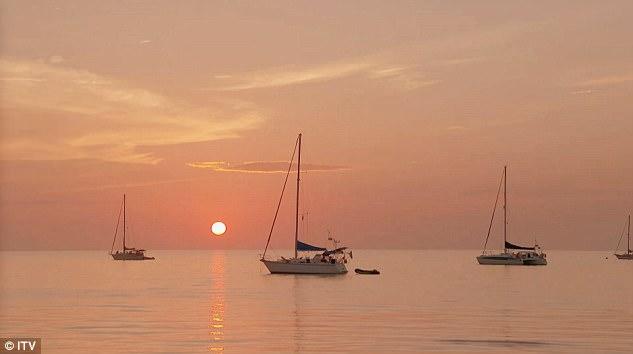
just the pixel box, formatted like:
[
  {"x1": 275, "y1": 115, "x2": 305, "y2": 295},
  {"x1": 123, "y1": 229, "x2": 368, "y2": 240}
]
[
  {"x1": 260, "y1": 133, "x2": 350, "y2": 274},
  {"x1": 614, "y1": 214, "x2": 632, "y2": 260},
  {"x1": 476, "y1": 166, "x2": 547, "y2": 266},
  {"x1": 110, "y1": 194, "x2": 155, "y2": 261}
]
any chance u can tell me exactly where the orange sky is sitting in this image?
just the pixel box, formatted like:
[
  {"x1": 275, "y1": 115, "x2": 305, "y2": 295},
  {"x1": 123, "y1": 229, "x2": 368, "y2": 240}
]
[{"x1": 1, "y1": 1, "x2": 632, "y2": 250}]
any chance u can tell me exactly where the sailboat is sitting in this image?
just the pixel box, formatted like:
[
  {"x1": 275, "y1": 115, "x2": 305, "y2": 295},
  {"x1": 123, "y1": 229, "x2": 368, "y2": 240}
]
[
  {"x1": 476, "y1": 166, "x2": 547, "y2": 265},
  {"x1": 110, "y1": 194, "x2": 155, "y2": 261},
  {"x1": 614, "y1": 214, "x2": 632, "y2": 260},
  {"x1": 260, "y1": 133, "x2": 350, "y2": 274}
]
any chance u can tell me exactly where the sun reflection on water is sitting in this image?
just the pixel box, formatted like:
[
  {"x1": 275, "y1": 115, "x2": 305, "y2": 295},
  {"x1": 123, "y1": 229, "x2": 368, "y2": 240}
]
[{"x1": 208, "y1": 252, "x2": 225, "y2": 352}]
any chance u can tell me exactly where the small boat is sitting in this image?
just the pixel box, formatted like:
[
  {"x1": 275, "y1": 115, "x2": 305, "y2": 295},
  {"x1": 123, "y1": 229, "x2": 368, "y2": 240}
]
[
  {"x1": 614, "y1": 214, "x2": 633, "y2": 260},
  {"x1": 355, "y1": 268, "x2": 380, "y2": 275},
  {"x1": 260, "y1": 133, "x2": 351, "y2": 274},
  {"x1": 110, "y1": 194, "x2": 155, "y2": 261},
  {"x1": 476, "y1": 166, "x2": 547, "y2": 266}
]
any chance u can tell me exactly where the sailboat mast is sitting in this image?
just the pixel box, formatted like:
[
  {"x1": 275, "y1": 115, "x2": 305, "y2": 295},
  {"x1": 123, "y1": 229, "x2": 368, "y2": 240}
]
[
  {"x1": 503, "y1": 166, "x2": 507, "y2": 253},
  {"x1": 295, "y1": 133, "x2": 302, "y2": 259},
  {"x1": 123, "y1": 194, "x2": 126, "y2": 251}
]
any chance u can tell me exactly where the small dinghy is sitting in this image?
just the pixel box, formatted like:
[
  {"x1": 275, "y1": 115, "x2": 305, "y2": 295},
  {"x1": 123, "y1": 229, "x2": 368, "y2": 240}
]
[{"x1": 355, "y1": 268, "x2": 380, "y2": 275}]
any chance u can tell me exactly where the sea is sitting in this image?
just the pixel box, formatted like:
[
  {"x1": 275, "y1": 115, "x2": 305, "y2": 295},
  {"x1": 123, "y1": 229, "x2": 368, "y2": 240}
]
[{"x1": 1, "y1": 250, "x2": 632, "y2": 353}]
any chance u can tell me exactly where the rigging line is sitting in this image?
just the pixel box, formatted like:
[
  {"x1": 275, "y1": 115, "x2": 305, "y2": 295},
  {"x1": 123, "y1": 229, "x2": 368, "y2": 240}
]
[
  {"x1": 301, "y1": 211, "x2": 310, "y2": 243},
  {"x1": 613, "y1": 216, "x2": 628, "y2": 254},
  {"x1": 482, "y1": 168, "x2": 505, "y2": 253},
  {"x1": 299, "y1": 154, "x2": 310, "y2": 242},
  {"x1": 110, "y1": 198, "x2": 124, "y2": 254},
  {"x1": 299, "y1": 143, "x2": 317, "y2": 244},
  {"x1": 262, "y1": 135, "x2": 300, "y2": 259}
]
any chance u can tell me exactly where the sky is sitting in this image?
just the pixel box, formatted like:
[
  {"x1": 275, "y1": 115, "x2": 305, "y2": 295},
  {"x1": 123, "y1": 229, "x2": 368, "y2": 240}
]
[{"x1": 1, "y1": 1, "x2": 632, "y2": 251}]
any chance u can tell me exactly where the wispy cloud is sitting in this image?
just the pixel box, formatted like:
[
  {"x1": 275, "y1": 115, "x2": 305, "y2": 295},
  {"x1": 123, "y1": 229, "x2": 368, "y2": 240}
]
[
  {"x1": 205, "y1": 20, "x2": 544, "y2": 94},
  {"x1": 187, "y1": 161, "x2": 350, "y2": 174},
  {"x1": 437, "y1": 57, "x2": 485, "y2": 66},
  {"x1": 370, "y1": 66, "x2": 407, "y2": 78},
  {"x1": 60, "y1": 177, "x2": 203, "y2": 193},
  {"x1": 575, "y1": 74, "x2": 633, "y2": 87},
  {"x1": 0, "y1": 59, "x2": 264, "y2": 163},
  {"x1": 211, "y1": 59, "x2": 439, "y2": 92},
  {"x1": 48, "y1": 55, "x2": 65, "y2": 64},
  {"x1": 446, "y1": 125, "x2": 468, "y2": 132},
  {"x1": 570, "y1": 89, "x2": 595, "y2": 95},
  {"x1": 368, "y1": 66, "x2": 441, "y2": 90},
  {"x1": 213, "y1": 61, "x2": 374, "y2": 91},
  {"x1": 0, "y1": 77, "x2": 46, "y2": 82}
]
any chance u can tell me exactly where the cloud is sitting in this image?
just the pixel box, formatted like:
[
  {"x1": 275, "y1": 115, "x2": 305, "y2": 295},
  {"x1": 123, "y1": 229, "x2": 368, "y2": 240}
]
[
  {"x1": 437, "y1": 57, "x2": 485, "y2": 66},
  {"x1": 0, "y1": 77, "x2": 46, "y2": 82},
  {"x1": 214, "y1": 61, "x2": 374, "y2": 91},
  {"x1": 368, "y1": 66, "x2": 441, "y2": 90},
  {"x1": 48, "y1": 55, "x2": 65, "y2": 64},
  {"x1": 570, "y1": 89, "x2": 595, "y2": 95},
  {"x1": 0, "y1": 59, "x2": 264, "y2": 163},
  {"x1": 187, "y1": 161, "x2": 350, "y2": 174},
  {"x1": 368, "y1": 66, "x2": 406, "y2": 78},
  {"x1": 575, "y1": 74, "x2": 633, "y2": 87},
  {"x1": 210, "y1": 59, "x2": 439, "y2": 92},
  {"x1": 446, "y1": 125, "x2": 468, "y2": 131},
  {"x1": 205, "y1": 20, "x2": 546, "y2": 94},
  {"x1": 61, "y1": 177, "x2": 203, "y2": 193}
]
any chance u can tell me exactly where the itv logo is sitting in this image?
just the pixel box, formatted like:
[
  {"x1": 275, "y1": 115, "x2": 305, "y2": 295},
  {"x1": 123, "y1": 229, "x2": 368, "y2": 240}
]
[{"x1": 1, "y1": 338, "x2": 40, "y2": 353}]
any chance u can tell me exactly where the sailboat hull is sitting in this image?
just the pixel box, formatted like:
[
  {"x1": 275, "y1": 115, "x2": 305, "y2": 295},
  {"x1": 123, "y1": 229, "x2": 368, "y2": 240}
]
[
  {"x1": 615, "y1": 253, "x2": 633, "y2": 260},
  {"x1": 261, "y1": 259, "x2": 347, "y2": 274},
  {"x1": 477, "y1": 253, "x2": 547, "y2": 265},
  {"x1": 477, "y1": 254, "x2": 524, "y2": 265},
  {"x1": 111, "y1": 252, "x2": 154, "y2": 261},
  {"x1": 522, "y1": 257, "x2": 547, "y2": 265}
]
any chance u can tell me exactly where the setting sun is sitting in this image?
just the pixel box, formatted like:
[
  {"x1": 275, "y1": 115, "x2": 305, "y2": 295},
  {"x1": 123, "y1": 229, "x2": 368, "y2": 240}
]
[{"x1": 211, "y1": 221, "x2": 227, "y2": 236}]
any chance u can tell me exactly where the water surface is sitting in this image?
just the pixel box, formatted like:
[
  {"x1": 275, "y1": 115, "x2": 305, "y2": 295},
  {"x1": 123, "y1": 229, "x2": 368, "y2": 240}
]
[{"x1": 1, "y1": 250, "x2": 632, "y2": 353}]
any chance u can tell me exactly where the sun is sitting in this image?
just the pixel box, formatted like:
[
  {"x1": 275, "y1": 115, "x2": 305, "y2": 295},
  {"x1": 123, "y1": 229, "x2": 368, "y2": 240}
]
[{"x1": 211, "y1": 221, "x2": 227, "y2": 236}]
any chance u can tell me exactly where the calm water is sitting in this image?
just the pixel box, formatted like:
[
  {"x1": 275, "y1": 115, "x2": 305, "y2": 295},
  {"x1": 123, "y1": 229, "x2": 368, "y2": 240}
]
[{"x1": 1, "y1": 250, "x2": 632, "y2": 353}]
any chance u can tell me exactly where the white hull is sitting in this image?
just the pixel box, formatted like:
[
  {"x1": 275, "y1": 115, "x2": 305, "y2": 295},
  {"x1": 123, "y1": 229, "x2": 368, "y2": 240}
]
[
  {"x1": 477, "y1": 253, "x2": 547, "y2": 266},
  {"x1": 261, "y1": 259, "x2": 347, "y2": 274}
]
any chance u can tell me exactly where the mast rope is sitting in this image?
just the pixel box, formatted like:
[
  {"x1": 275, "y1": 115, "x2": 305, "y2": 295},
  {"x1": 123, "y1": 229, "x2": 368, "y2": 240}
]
[
  {"x1": 262, "y1": 135, "x2": 300, "y2": 259},
  {"x1": 482, "y1": 168, "x2": 504, "y2": 253},
  {"x1": 613, "y1": 216, "x2": 628, "y2": 254}
]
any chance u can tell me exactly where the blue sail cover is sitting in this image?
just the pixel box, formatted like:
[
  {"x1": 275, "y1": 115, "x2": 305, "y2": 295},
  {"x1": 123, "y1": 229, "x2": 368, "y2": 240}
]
[
  {"x1": 505, "y1": 241, "x2": 535, "y2": 250},
  {"x1": 296, "y1": 240, "x2": 326, "y2": 251}
]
